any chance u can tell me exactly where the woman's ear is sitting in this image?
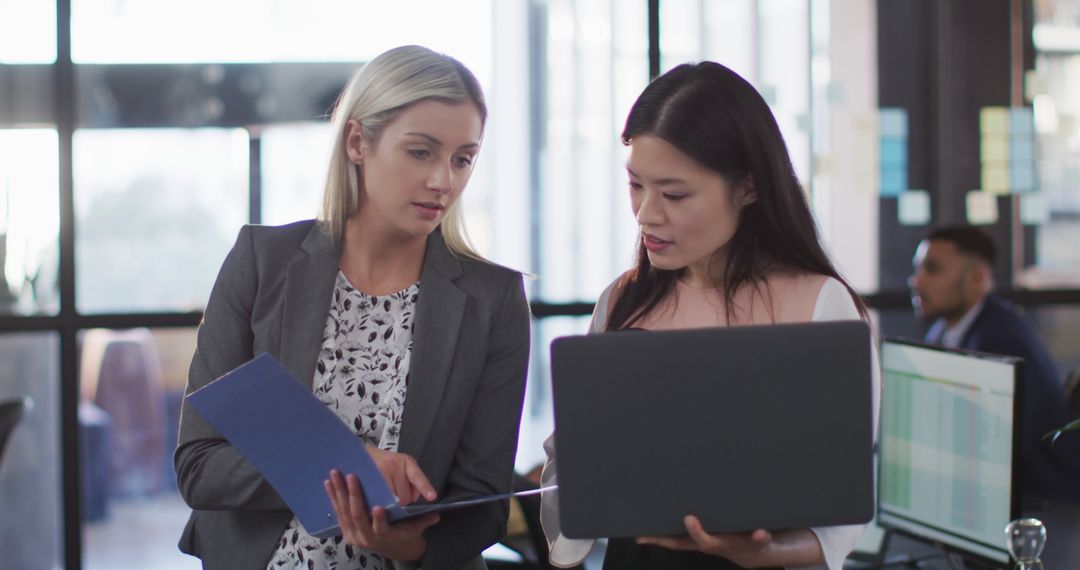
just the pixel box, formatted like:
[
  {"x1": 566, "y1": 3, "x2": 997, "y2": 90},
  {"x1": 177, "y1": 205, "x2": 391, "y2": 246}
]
[
  {"x1": 344, "y1": 119, "x2": 366, "y2": 165},
  {"x1": 737, "y1": 176, "x2": 757, "y2": 208}
]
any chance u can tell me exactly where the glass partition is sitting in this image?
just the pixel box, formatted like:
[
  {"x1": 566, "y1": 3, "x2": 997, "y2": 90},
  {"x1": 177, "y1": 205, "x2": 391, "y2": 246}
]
[{"x1": 0, "y1": 332, "x2": 62, "y2": 569}]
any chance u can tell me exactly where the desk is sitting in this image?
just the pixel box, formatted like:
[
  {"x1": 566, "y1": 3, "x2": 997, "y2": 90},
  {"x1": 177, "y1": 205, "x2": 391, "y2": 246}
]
[
  {"x1": 1024, "y1": 499, "x2": 1080, "y2": 567},
  {"x1": 860, "y1": 501, "x2": 1080, "y2": 569}
]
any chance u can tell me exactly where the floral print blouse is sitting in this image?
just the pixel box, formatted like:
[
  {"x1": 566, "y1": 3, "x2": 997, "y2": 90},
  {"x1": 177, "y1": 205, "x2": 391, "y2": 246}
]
[{"x1": 267, "y1": 272, "x2": 418, "y2": 570}]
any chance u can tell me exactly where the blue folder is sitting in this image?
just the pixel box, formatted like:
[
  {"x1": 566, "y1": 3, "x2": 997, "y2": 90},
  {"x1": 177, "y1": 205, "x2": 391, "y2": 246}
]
[{"x1": 186, "y1": 353, "x2": 548, "y2": 538}]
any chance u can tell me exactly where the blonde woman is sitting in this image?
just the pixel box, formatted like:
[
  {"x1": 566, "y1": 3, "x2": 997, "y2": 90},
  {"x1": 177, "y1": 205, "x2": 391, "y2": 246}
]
[{"x1": 176, "y1": 46, "x2": 530, "y2": 570}]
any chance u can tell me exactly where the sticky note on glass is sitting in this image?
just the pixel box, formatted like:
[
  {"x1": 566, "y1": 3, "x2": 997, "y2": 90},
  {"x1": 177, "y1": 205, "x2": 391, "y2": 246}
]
[
  {"x1": 981, "y1": 166, "x2": 1011, "y2": 195},
  {"x1": 980, "y1": 137, "x2": 1009, "y2": 163},
  {"x1": 966, "y1": 191, "x2": 999, "y2": 225},
  {"x1": 880, "y1": 138, "x2": 907, "y2": 167},
  {"x1": 1010, "y1": 137, "x2": 1035, "y2": 162},
  {"x1": 879, "y1": 169, "x2": 907, "y2": 197},
  {"x1": 1011, "y1": 166, "x2": 1036, "y2": 192},
  {"x1": 898, "y1": 190, "x2": 931, "y2": 226},
  {"x1": 1019, "y1": 193, "x2": 1049, "y2": 225},
  {"x1": 980, "y1": 107, "x2": 1010, "y2": 135},
  {"x1": 879, "y1": 108, "x2": 908, "y2": 138},
  {"x1": 1025, "y1": 70, "x2": 1045, "y2": 101},
  {"x1": 1008, "y1": 107, "x2": 1034, "y2": 135}
]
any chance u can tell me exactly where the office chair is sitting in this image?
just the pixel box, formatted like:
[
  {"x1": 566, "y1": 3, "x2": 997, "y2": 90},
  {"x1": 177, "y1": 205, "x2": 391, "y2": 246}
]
[
  {"x1": 81, "y1": 328, "x2": 167, "y2": 497},
  {"x1": 0, "y1": 396, "x2": 32, "y2": 470}
]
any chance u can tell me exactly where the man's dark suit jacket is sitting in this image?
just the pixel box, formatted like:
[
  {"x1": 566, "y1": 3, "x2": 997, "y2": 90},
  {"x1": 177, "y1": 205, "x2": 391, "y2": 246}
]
[
  {"x1": 174, "y1": 221, "x2": 531, "y2": 569},
  {"x1": 927, "y1": 294, "x2": 1080, "y2": 501}
]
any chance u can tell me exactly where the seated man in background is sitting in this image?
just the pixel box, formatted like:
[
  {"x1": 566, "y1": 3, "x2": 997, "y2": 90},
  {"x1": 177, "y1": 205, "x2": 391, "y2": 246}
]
[{"x1": 910, "y1": 225, "x2": 1080, "y2": 502}]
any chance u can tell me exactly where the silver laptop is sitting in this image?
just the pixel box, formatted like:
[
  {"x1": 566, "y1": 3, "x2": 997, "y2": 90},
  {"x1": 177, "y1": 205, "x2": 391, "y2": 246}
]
[{"x1": 550, "y1": 320, "x2": 875, "y2": 539}]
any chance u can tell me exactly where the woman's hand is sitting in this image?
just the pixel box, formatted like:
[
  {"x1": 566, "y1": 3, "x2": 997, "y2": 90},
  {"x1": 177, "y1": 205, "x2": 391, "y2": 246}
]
[
  {"x1": 326, "y1": 470, "x2": 440, "y2": 562},
  {"x1": 637, "y1": 516, "x2": 771, "y2": 567},
  {"x1": 366, "y1": 446, "x2": 437, "y2": 505},
  {"x1": 636, "y1": 516, "x2": 824, "y2": 568}
]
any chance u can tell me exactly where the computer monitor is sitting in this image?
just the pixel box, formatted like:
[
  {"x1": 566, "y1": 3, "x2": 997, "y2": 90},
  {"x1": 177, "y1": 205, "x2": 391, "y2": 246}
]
[{"x1": 877, "y1": 338, "x2": 1022, "y2": 566}]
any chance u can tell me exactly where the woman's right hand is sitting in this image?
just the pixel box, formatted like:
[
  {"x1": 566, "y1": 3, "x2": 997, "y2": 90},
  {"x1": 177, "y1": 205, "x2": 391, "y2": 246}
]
[
  {"x1": 326, "y1": 470, "x2": 439, "y2": 562},
  {"x1": 366, "y1": 446, "x2": 437, "y2": 505}
]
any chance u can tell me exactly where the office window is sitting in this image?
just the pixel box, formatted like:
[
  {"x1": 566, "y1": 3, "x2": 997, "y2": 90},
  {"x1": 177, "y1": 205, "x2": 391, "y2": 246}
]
[
  {"x1": 521, "y1": 0, "x2": 645, "y2": 473},
  {"x1": 80, "y1": 327, "x2": 199, "y2": 570},
  {"x1": 72, "y1": 0, "x2": 495, "y2": 64},
  {"x1": 73, "y1": 129, "x2": 248, "y2": 314},
  {"x1": 758, "y1": 0, "x2": 811, "y2": 182},
  {"x1": 456, "y1": 0, "x2": 533, "y2": 273},
  {"x1": 1029, "y1": 2, "x2": 1080, "y2": 286},
  {"x1": 260, "y1": 123, "x2": 334, "y2": 226},
  {"x1": 537, "y1": 0, "x2": 648, "y2": 302},
  {"x1": 660, "y1": 0, "x2": 757, "y2": 86},
  {"x1": 0, "y1": 129, "x2": 60, "y2": 315},
  {"x1": 808, "y1": 0, "x2": 879, "y2": 291},
  {"x1": 0, "y1": 0, "x2": 56, "y2": 64},
  {"x1": 659, "y1": 0, "x2": 810, "y2": 185},
  {"x1": 657, "y1": 0, "x2": 881, "y2": 292},
  {"x1": 0, "y1": 332, "x2": 62, "y2": 569},
  {"x1": 517, "y1": 316, "x2": 593, "y2": 471}
]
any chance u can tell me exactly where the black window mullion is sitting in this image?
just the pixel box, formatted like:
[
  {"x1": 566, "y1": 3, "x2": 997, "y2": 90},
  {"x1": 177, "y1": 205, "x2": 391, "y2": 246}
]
[
  {"x1": 55, "y1": 0, "x2": 82, "y2": 567},
  {"x1": 648, "y1": 0, "x2": 660, "y2": 80},
  {"x1": 249, "y1": 132, "x2": 262, "y2": 225}
]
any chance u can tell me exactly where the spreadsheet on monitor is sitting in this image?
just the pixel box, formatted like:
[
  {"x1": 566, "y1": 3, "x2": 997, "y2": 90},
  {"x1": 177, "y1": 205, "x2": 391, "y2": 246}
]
[{"x1": 877, "y1": 340, "x2": 1019, "y2": 564}]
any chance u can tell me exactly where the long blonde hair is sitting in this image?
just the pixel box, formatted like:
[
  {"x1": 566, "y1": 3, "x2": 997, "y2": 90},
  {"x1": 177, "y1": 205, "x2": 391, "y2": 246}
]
[{"x1": 319, "y1": 45, "x2": 487, "y2": 260}]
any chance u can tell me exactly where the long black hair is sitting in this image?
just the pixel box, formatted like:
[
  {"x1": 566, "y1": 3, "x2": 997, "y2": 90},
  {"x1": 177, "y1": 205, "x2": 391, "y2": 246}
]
[{"x1": 607, "y1": 61, "x2": 868, "y2": 330}]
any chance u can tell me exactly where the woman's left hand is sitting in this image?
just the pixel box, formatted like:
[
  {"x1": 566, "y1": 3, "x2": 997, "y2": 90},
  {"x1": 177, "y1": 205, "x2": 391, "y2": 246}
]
[
  {"x1": 636, "y1": 516, "x2": 773, "y2": 567},
  {"x1": 326, "y1": 469, "x2": 440, "y2": 562}
]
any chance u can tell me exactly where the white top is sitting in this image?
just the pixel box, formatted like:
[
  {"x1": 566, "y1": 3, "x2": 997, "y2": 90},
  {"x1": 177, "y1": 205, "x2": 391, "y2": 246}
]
[
  {"x1": 541, "y1": 276, "x2": 882, "y2": 570},
  {"x1": 267, "y1": 273, "x2": 418, "y2": 570}
]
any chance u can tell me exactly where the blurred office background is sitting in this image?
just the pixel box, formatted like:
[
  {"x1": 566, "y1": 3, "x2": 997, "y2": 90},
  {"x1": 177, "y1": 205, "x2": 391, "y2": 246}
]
[{"x1": 1, "y1": 0, "x2": 1079, "y2": 568}]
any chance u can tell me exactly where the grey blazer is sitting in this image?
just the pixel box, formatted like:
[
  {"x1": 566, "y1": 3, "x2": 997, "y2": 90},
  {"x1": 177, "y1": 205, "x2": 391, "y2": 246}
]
[{"x1": 174, "y1": 220, "x2": 531, "y2": 570}]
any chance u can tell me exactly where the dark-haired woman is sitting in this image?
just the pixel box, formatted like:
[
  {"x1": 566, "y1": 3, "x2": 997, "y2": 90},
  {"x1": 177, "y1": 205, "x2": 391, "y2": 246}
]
[{"x1": 540, "y1": 61, "x2": 879, "y2": 570}]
